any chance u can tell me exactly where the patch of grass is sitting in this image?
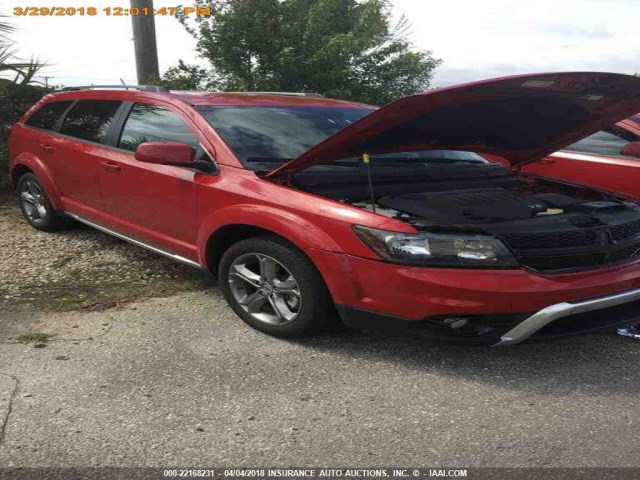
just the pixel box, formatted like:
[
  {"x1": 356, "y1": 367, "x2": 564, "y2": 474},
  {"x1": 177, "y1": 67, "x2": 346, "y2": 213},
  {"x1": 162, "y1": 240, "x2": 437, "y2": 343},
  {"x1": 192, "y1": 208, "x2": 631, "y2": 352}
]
[
  {"x1": 15, "y1": 332, "x2": 53, "y2": 344},
  {"x1": 35, "y1": 268, "x2": 211, "y2": 312},
  {"x1": 54, "y1": 293, "x2": 87, "y2": 309}
]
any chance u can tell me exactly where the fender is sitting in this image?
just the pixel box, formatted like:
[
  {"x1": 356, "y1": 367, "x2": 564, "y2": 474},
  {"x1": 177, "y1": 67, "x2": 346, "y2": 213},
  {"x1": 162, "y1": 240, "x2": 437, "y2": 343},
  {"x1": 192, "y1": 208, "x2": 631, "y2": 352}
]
[
  {"x1": 11, "y1": 152, "x2": 64, "y2": 210},
  {"x1": 196, "y1": 203, "x2": 343, "y2": 266}
]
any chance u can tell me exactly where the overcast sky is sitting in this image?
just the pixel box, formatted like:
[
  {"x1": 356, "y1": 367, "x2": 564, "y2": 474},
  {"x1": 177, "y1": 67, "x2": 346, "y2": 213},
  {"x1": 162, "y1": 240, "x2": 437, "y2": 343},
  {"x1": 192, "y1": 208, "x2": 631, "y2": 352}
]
[{"x1": 5, "y1": 0, "x2": 640, "y2": 89}]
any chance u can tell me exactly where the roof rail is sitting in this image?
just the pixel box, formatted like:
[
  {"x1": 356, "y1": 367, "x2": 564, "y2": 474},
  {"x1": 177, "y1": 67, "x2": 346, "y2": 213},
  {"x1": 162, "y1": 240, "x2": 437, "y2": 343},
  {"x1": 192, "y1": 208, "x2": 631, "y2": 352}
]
[
  {"x1": 225, "y1": 91, "x2": 325, "y2": 98},
  {"x1": 61, "y1": 85, "x2": 169, "y2": 93}
]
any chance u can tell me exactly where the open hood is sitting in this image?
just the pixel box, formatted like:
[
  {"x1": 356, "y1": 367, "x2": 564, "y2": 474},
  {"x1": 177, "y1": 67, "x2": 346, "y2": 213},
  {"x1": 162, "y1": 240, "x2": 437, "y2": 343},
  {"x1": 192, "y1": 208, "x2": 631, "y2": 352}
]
[{"x1": 266, "y1": 72, "x2": 640, "y2": 176}]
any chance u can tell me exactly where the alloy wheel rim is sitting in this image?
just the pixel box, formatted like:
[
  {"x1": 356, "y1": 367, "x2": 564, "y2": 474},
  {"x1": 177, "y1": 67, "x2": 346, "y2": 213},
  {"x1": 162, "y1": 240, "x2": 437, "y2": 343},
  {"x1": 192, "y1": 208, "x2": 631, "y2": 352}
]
[
  {"x1": 228, "y1": 253, "x2": 302, "y2": 325},
  {"x1": 20, "y1": 181, "x2": 48, "y2": 223}
]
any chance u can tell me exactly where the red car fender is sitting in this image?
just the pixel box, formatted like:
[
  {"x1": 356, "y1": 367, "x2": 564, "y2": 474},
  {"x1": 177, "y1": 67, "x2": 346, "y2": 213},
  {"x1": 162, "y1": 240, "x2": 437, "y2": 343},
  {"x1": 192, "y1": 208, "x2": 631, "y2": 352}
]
[
  {"x1": 196, "y1": 203, "x2": 344, "y2": 266},
  {"x1": 196, "y1": 204, "x2": 366, "y2": 305},
  {"x1": 10, "y1": 152, "x2": 64, "y2": 210}
]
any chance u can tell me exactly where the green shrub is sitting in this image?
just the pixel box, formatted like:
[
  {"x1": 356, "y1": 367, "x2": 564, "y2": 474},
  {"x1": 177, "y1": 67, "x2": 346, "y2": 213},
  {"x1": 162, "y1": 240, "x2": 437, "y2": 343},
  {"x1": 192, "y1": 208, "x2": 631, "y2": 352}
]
[
  {"x1": 0, "y1": 132, "x2": 8, "y2": 192},
  {"x1": 0, "y1": 81, "x2": 49, "y2": 193}
]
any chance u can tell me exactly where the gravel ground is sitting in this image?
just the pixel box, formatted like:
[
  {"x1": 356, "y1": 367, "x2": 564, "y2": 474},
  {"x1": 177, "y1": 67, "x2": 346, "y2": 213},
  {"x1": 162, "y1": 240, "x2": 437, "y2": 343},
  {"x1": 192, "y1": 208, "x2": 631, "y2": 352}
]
[{"x1": 0, "y1": 193, "x2": 211, "y2": 312}]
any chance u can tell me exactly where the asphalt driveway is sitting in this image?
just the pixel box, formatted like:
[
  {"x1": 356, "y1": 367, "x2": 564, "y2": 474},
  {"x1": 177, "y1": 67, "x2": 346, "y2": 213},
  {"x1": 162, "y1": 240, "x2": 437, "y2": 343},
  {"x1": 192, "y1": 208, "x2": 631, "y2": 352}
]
[{"x1": 1, "y1": 288, "x2": 640, "y2": 469}]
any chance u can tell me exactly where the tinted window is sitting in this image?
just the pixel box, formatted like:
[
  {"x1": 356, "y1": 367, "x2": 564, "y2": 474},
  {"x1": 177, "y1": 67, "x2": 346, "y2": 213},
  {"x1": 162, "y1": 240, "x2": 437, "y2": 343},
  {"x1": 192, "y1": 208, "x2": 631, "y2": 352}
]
[
  {"x1": 60, "y1": 100, "x2": 121, "y2": 144},
  {"x1": 564, "y1": 126, "x2": 638, "y2": 156},
  {"x1": 119, "y1": 104, "x2": 201, "y2": 155},
  {"x1": 25, "y1": 101, "x2": 73, "y2": 131},
  {"x1": 197, "y1": 106, "x2": 373, "y2": 167}
]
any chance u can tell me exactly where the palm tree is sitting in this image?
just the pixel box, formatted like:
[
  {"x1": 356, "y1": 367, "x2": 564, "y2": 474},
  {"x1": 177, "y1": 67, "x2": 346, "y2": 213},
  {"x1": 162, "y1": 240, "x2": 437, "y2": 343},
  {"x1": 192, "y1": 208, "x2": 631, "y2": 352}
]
[
  {"x1": 0, "y1": 15, "x2": 46, "y2": 94},
  {"x1": 0, "y1": 16, "x2": 15, "y2": 42}
]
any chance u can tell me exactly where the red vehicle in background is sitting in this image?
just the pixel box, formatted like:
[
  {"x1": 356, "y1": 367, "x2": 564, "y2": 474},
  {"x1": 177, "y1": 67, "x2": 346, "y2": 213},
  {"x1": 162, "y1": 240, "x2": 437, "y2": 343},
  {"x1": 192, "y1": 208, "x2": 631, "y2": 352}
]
[
  {"x1": 8, "y1": 72, "x2": 640, "y2": 347},
  {"x1": 516, "y1": 114, "x2": 640, "y2": 198}
]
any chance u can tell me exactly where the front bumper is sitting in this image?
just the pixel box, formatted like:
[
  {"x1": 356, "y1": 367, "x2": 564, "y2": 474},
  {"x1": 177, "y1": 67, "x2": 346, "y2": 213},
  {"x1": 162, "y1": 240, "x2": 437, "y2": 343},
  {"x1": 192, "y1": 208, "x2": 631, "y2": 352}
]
[
  {"x1": 339, "y1": 286, "x2": 640, "y2": 345},
  {"x1": 495, "y1": 286, "x2": 640, "y2": 345},
  {"x1": 305, "y1": 250, "x2": 640, "y2": 345}
]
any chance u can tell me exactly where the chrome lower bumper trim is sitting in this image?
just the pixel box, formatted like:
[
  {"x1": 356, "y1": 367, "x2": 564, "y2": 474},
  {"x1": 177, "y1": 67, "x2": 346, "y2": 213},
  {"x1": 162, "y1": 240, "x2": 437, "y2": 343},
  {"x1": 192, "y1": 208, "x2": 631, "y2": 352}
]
[
  {"x1": 65, "y1": 212, "x2": 202, "y2": 269},
  {"x1": 494, "y1": 286, "x2": 640, "y2": 346}
]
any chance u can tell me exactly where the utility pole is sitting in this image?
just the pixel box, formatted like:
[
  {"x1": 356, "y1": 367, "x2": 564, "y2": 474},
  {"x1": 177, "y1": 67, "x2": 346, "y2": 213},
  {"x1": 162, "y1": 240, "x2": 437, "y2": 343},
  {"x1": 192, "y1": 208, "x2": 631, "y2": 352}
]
[{"x1": 130, "y1": 0, "x2": 160, "y2": 84}]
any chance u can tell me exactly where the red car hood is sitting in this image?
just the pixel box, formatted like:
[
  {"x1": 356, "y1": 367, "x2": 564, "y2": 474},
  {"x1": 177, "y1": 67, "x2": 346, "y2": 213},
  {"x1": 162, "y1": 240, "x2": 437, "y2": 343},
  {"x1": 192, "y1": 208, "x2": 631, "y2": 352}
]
[{"x1": 267, "y1": 72, "x2": 640, "y2": 176}]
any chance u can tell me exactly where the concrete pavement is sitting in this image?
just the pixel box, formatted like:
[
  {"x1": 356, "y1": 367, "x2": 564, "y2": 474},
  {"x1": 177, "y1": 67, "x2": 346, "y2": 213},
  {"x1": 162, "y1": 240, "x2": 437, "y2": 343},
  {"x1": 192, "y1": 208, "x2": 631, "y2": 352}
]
[{"x1": 1, "y1": 289, "x2": 640, "y2": 468}]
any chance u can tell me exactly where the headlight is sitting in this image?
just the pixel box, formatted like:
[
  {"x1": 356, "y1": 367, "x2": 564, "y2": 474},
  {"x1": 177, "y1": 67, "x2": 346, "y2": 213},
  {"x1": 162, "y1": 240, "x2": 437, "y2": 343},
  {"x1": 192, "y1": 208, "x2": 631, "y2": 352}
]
[{"x1": 353, "y1": 225, "x2": 518, "y2": 268}]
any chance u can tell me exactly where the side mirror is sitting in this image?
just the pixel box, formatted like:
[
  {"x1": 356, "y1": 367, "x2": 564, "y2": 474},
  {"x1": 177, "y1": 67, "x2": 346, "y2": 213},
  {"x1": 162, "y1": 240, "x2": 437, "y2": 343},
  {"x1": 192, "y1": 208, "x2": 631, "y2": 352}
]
[
  {"x1": 621, "y1": 141, "x2": 640, "y2": 159},
  {"x1": 135, "y1": 142, "x2": 195, "y2": 166}
]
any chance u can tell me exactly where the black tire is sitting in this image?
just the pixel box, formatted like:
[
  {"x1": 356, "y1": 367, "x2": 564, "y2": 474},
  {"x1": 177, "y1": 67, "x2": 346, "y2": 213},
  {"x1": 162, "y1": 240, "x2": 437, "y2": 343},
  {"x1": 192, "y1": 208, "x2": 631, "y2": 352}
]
[
  {"x1": 16, "y1": 173, "x2": 68, "y2": 232},
  {"x1": 219, "y1": 236, "x2": 333, "y2": 338}
]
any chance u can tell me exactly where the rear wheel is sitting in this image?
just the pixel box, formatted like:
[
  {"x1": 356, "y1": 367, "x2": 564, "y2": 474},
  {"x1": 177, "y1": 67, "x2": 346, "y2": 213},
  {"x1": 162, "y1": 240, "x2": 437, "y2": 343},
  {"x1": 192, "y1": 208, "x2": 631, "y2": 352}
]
[
  {"x1": 219, "y1": 237, "x2": 332, "y2": 337},
  {"x1": 17, "y1": 173, "x2": 68, "y2": 231}
]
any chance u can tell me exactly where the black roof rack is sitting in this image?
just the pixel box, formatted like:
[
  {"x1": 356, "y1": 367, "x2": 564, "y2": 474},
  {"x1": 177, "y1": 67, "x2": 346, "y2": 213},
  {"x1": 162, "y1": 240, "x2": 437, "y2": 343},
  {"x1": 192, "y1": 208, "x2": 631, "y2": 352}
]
[
  {"x1": 61, "y1": 85, "x2": 169, "y2": 93},
  {"x1": 225, "y1": 91, "x2": 325, "y2": 98}
]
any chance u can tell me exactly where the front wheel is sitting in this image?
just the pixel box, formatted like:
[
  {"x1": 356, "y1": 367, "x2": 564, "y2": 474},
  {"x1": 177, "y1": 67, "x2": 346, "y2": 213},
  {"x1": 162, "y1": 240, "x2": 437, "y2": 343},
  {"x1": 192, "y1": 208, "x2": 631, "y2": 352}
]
[{"x1": 219, "y1": 237, "x2": 332, "y2": 338}]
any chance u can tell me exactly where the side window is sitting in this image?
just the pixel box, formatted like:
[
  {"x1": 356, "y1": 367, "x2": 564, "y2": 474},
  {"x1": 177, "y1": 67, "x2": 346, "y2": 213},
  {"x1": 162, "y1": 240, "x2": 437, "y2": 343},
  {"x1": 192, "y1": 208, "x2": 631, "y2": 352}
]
[
  {"x1": 564, "y1": 126, "x2": 637, "y2": 157},
  {"x1": 60, "y1": 100, "x2": 122, "y2": 144},
  {"x1": 118, "y1": 103, "x2": 205, "y2": 159},
  {"x1": 25, "y1": 101, "x2": 73, "y2": 131}
]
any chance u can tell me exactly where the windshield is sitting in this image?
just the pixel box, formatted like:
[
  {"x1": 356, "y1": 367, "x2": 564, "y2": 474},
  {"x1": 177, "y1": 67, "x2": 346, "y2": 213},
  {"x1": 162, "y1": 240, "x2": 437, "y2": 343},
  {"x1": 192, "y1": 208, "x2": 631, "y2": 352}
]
[
  {"x1": 197, "y1": 106, "x2": 371, "y2": 167},
  {"x1": 197, "y1": 106, "x2": 489, "y2": 170}
]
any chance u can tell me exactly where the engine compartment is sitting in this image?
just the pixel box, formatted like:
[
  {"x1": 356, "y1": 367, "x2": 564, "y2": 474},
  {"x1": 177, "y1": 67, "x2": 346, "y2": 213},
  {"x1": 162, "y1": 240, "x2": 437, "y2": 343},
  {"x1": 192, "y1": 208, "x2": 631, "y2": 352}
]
[
  {"x1": 378, "y1": 188, "x2": 570, "y2": 224},
  {"x1": 290, "y1": 164, "x2": 640, "y2": 273}
]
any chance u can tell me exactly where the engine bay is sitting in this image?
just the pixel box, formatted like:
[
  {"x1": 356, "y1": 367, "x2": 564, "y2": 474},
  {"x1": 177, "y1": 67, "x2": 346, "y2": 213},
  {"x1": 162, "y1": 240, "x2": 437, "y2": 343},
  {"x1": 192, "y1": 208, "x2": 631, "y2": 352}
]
[
  {"x1": 290, "y1": 164, "x2": 640, "y2": 273},
  {"x1": 352, "y1": 186, "x2": 640, "y2": 232}
]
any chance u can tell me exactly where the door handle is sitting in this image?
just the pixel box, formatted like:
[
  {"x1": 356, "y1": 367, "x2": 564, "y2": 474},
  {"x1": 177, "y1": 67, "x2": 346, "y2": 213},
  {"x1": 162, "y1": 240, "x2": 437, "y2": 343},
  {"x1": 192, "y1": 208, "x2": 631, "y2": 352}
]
[
  {"x1": 538, "y1": 158, "x2": 556, "y2": 165},
  {"x1": 39, "y1": 143, "x2": 54, "y2": 153},
  {"x1": 100, "y1": 161, "x2": 122, "y2": 173}
]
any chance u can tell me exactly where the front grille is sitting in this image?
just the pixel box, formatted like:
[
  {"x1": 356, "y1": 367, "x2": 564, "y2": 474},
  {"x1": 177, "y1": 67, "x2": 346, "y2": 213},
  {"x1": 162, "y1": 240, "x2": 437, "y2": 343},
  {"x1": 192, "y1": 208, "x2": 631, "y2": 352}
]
[
  {"x1": 610, "y1": 220, "x2": 640, "y2": 241},
  {"x1": 501, "y1": 231, "x2": 597, "y2": 249},
  {"x1": 517, "y1": 252, "x2": 603, "y2": 271},
  {"x1": 610, "y1": 243, "x2": 640, "y2": 264},
  {"x1": 499, "y1": 219, "x2": 640, "y2": 273}
]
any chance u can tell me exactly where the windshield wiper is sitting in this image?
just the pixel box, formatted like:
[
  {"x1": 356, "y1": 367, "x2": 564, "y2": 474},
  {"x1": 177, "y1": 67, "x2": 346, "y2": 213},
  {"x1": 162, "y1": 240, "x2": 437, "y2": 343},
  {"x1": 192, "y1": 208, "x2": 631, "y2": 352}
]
[
  {"x1": 245, "y1": 157, "x2": 293, "y2": 163},
  {"x1": 330, "y1": 158, "x2": 484, "y2": 168},
  {"x1": 418, "y1": 158, "x2": 485, "y2": 164}
]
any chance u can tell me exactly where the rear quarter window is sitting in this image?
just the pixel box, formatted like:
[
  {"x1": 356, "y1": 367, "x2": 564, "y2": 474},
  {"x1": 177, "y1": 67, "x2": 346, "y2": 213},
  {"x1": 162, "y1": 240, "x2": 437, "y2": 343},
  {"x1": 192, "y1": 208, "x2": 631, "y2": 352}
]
[
  {"x1": 25, "y1": 101, "x2": 73, "y2": 131},
  {"x1": 60, "y1": 100, "x2": 122, "y2": 144},
  {"x1": 564, "y1": 126, "x2": 638, "y2": 157}
]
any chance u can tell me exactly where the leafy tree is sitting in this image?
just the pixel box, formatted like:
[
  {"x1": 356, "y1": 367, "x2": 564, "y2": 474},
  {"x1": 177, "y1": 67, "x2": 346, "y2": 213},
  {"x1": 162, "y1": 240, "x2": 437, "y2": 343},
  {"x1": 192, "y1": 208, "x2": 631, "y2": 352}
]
[
  {"x1": 172, "y1": 0, "x2": 440, "y2": 105},
  {"x1": 150, "y1": 60, "x2": 220, "y2": 90}
]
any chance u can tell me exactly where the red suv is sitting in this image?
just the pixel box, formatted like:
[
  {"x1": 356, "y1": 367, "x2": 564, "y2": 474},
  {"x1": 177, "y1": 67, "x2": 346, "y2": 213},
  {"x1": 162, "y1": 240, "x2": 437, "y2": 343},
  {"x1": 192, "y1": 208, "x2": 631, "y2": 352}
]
[
  {"x1": 8, "y1": 72, "x2": 640, "y2": 345},
  {"x1": 519, "y1": 115, "x2": 640, "y2": 198}
]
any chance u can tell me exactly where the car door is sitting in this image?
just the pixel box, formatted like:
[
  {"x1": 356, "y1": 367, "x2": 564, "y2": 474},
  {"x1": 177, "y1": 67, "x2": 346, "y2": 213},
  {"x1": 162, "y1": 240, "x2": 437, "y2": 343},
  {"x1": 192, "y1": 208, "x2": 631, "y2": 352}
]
[
  {"x1": 16, "y1": 99, "x2": 75, "y2": 194},
  {"x1": 522, "y1": 124, "x2": 640, "y2": 197},
  {"x1": 47, "y1": 99, "x2": 123, "y2": 213},
  {"x1": 97, "y1": 101, "x2": 210, "y2": 258}
]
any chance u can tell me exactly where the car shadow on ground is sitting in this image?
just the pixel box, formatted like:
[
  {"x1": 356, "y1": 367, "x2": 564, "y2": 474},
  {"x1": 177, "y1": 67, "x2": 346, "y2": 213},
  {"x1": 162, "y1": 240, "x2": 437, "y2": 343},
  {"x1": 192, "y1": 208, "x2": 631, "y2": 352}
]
[{"x1": 294, "y1": 327, "x2": 640, "y2": 395}]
